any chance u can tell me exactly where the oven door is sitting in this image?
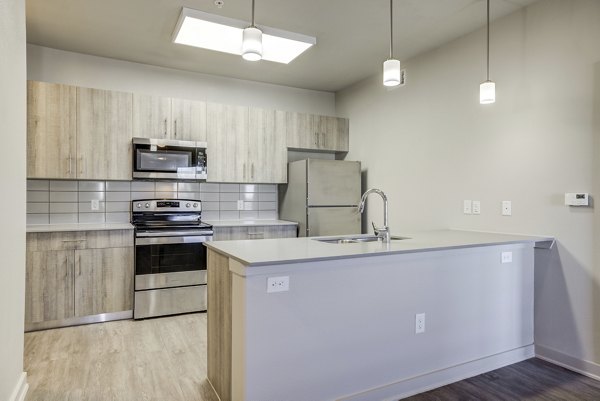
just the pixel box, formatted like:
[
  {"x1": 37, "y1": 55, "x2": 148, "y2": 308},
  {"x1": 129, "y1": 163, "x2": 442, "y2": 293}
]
[{"x1": 134, "y1": 234, "x2": 211, "y2": 291}]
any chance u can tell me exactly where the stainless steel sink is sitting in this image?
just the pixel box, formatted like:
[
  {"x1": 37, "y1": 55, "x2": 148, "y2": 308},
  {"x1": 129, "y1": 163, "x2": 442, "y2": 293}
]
[{"x1": 315, "y1": 235, "x2": 410, "y2": 244}]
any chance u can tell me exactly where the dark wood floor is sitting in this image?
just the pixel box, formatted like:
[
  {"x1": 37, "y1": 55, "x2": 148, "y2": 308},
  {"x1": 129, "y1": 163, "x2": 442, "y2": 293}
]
[{"x1": 406, "y1": 358, "x2": 600, "y2": 401}]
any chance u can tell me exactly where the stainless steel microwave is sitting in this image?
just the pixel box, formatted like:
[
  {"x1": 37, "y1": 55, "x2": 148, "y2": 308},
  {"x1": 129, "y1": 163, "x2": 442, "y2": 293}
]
[{"x1": 132, "y1": 138, "x2": 207, "y2": 180}]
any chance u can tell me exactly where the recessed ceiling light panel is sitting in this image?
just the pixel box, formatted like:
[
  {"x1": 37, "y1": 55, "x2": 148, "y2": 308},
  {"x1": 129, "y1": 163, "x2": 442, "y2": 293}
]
[{"x1": 173, "y1": 8, "x2": 316, "y2": 64}]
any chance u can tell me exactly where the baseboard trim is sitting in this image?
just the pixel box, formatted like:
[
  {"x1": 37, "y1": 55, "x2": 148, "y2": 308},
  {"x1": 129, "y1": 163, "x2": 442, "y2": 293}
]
[
  {"x1": 8, "y1": 372, "x2": 28, "y2": 401},
  {"x1": 536, "y1": 344, "x2": 600, "y2": 381},
  {"x1": 340, "y1": 345, "x2": 535, "y2": 401}
]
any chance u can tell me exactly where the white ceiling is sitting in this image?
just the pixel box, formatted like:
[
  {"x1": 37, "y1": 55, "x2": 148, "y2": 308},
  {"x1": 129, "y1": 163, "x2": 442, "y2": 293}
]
[{"x1": 26, "y1": 0, "x2": 538, "y2": 92}]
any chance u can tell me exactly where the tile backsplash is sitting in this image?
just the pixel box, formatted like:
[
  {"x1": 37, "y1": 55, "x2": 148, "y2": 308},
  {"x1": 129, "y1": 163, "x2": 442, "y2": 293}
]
[{"x1": 27, "y1": 180, "x2": 279, "y2": 225}]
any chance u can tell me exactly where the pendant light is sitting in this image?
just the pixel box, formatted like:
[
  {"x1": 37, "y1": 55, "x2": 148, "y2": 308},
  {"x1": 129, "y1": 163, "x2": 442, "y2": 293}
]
[
  {"x1": 242, "y1": 0, "x2": 262, "y2": 61},
  {"x1": 479, "y1": 0, "x2": 495, "y2": 104},
  {"x1": 383, "y1": 0, "x2": 400, "y2": 87}
]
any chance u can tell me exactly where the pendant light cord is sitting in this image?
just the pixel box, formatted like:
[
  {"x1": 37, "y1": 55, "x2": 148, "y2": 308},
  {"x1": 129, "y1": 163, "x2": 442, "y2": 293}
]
[
  {"x1": 486, "y1": 0, "x2": 490, "y2": 81},
  {"x1": 251, "y1": 0, "x2": 256, "y2": 27},
  {"x1": 389, "y1": 0, "x2": 393, "y2": 59}
]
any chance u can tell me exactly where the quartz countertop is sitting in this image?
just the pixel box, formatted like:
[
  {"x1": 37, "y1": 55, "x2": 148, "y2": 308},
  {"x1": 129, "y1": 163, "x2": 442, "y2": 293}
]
[
  {"x1": 205, "y1": 229, "x2": 554, "y2": 267},
  {"x1": 26, "y1": 223, "x2": 134, "y2": 233},
  {"x1": 206, "y1": 219, "x2": 298, "y2": 227}
]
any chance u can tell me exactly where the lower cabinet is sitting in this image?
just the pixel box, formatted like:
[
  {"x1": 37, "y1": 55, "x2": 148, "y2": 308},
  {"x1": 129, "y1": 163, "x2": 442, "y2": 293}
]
[
  {"x1": 25, "y1": 230, "x2": 134, "y2": 331},
  {"x1": 213, "y1": 224, "x2": 297, "y2": 241}
]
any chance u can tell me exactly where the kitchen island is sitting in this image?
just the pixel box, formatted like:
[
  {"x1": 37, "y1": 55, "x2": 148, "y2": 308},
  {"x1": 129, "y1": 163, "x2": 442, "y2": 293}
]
[{"x1": 205, "y1": 230, "x2": 552, "y2": 401}]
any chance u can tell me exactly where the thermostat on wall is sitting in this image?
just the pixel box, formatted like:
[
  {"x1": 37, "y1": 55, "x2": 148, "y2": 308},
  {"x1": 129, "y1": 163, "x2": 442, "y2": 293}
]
[{"x1": 565, "y1": 193, "x2": 589, "y2": 206}]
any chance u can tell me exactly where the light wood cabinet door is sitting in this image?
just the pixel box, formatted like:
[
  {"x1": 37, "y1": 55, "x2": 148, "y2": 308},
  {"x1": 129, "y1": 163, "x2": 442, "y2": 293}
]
[
  {"x1": 77, "y1": 87, "x2": 133, "y2": 180},
  {"x1": 27, "y1": 81, "x2": 77, "y2": 178},
  {"x1": 132, "y1": 93, "x2": 171, "y2": 139},
  {"x1": 248, "y1": 108, "x2": 287, "y2": 183},
  {"x1": 207, "y1": 103, "x2": 248, "y2": 182},
  {"x1": 171, "y1": 98, "x2": 207, "y2": 141},
  {"x1": 213, "y1": 225, "x2": 297, "y2": 240},
  {"x1": 333, "y1": 117, "x2": 349, "y2": 152},
  {"x1": 286, "y1": 111, "x2": 318, "y2": 150},
  {"x1": 25, "y1": 250, "x2": 75, "y2": 324},
  {"x1": 74, "y1": 247, "x2": 134, "y2": 317},
  {"x1": 286, "y1": 112, "x2": 349, "y2": 152}
]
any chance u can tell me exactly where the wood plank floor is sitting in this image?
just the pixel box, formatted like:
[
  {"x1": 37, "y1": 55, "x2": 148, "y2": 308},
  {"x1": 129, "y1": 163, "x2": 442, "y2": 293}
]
[
  {"x1": 406, "y1": 358, "x2": 600, "y2": 401},
  {"x1": 24, "y1": 313, "x2": 218, "y2": 401},
  {"x1": 25, "y1": 314, "x2": 600, "y2": 401}
]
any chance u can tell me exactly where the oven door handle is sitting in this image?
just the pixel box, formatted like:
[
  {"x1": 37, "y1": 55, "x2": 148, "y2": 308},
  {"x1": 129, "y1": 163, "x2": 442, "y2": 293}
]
[
  {"x1": 136, "y1": 230, "x2": 213, "y2": 238},
  {"x1": 135, "y1": 235, "x2": 213, "y2": 245}
]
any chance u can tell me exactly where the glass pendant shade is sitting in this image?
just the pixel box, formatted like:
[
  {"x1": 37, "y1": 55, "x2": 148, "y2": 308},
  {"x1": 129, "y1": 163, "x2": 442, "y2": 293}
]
[
  {"x1": 383, "y1": 59, "x2": 401, "y2": 87},
  {"x1": 479, "y1": 80, "x2": 496, "y2": 104},
  {"x1": 242, "y1": 26, "x2": 263, "y2": 61}
]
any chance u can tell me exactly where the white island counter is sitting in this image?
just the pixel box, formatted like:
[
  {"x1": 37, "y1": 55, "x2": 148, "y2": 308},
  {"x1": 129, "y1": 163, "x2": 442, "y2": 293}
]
[{"x1": 205, "y1": 230, "x2": 552, "y2": 401}]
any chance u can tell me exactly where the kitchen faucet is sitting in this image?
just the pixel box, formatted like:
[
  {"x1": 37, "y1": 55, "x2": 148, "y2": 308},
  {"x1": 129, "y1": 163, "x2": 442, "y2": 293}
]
[{"x1": 358, "y1": 188, "x2": 390, "y2": 243}]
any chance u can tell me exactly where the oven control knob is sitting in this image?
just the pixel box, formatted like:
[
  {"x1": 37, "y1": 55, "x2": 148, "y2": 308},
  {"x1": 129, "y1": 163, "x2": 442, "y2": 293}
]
[
  {"x1": 136, "y1": 203, "x2": 142, "y2": 209},
  {"x1": 144, "y1": 203, "x2": 150, "y2": 208},
  {"x1": 186, "y1": 203, "x2": 191, "y2": 208},
  {"x1": 193, "y1": 203, "x2": 198, "y2": 208}
]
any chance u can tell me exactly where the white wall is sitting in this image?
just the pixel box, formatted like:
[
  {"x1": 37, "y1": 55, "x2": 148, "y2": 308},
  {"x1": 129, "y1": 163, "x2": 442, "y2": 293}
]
[
  {"x1": 27, "y1": 45, "x2": 336, "y2": 115},
  {"x1": 0, "y1": 0, "x2": 28, "y2": 399},
  {"x1": 336, "y1": 0, "x2": 600, "y2": 375}
]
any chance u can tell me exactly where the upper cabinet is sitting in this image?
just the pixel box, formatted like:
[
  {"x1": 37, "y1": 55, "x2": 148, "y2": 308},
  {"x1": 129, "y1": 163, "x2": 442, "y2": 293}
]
[
  {"x1": 133, "y1": 94, "x2": 206, "y2": 142},
  {"x1": 77, "y1": 87, "x2": 133, "y2": 180},
  {"x1": 248, "y1": 108, "x2": 287, "y2": 183},
  {"x1": 286, "y1": 112, "x2": 349, "y2": 152},
  {"x1": 27, "y1": 81, "x2": 77, "y2": 179}
]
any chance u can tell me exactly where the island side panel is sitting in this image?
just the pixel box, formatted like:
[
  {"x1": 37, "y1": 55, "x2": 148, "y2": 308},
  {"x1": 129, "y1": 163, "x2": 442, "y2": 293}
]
[
  {"x1": 238, "y1": 244, "x2": 534, "y2": 401},
  {"x1": 206, "y1": 248, "x2": 232, "y2": 401}
]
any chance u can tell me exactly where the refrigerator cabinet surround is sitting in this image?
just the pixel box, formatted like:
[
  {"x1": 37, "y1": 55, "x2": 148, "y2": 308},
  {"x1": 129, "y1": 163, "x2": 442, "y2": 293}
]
[{"x1": 280, "y1": 159, "x2": 362, "y2": 237}]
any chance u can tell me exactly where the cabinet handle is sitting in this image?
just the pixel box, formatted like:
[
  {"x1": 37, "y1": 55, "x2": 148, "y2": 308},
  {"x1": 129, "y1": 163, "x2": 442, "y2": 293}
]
[
  {"x1": 61, "y1": 239, "x2": 86, "y2": 243},
  {"x1": 314, "y1": 132, "x2": 319, "y2": 147},
  {"x1": 78, "y1": 156, "x2": 83, "y2": 177},
  {"x1": 321, "y1": 133, "x2": 325, "y2": 148},
  {"x1": 66, "y1": 156, "x2": 71, "y2": 175},
  {"x1": 174, "y1": 120, "x2": 177, "y2": 138},
  {"x1": 164, "y1": 118, "x2": 167, "y2": 137},
  {"x1": 243, "y1": 163, "x2": 246, "y2": 180},
  {"x1": 251, "y1": 163, "x2": 254, "y2": 180}
]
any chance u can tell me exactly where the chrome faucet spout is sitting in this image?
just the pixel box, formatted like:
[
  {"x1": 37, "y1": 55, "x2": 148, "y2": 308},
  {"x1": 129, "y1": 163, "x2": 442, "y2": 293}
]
[{"x1": 358, "y1": 188, "x2": 390, "y2": 242}]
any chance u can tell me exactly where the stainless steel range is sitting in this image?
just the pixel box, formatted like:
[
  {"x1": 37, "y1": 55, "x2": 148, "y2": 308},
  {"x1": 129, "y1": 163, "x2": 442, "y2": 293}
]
[{"x1": 132, "y1": 199, "x2": 213, "y2": 319}]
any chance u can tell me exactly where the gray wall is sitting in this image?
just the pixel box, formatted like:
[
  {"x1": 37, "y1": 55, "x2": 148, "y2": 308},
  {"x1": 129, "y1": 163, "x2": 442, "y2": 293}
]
[
  {"x1": 336, "y1": 0, "x2": 600, "y2": 374},
  {"x1": 27, "y1": 44, "x2": 336, "y2": 115},
  {"x1": 0, "y1": 0, "x2": 27, "y2": 399}
]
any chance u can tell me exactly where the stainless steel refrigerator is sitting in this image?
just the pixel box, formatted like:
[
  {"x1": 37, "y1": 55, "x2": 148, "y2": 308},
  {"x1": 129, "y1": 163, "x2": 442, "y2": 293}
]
[{"x1": 279, "y1": 159, "x2": 361, "y2": 237}]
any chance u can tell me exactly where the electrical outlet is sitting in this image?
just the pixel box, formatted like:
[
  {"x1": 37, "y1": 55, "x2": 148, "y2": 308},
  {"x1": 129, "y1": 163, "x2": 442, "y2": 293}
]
[
  {"x1": 237, "y1": 200, "x2": 244, "y2": 210},
  {"x1": 463, "y1": 200, "x2": 472, "y2": 214},
  {"x1": 472, "y1": 200, "x2": 481, "y2": 215},
  {"x1": 501, "y1": 251, "x2": 513, "y2": 264},
  {"x1": 91, "y1": 199, "x2": 100, "y2": 211},
  {"x1": 502, "y1": 201, "x2": 512, "y2": 216},
  {"x1": 267, "y1": 276, "x2": 289, "y2": 293},
  {"x1": 415, "y1": 313, "x2": 425, "y2": 334}
]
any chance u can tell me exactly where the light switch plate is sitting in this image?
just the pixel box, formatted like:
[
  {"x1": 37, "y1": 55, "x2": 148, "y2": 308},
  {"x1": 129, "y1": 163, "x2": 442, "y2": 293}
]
[
  {"x1": 502, "y1": 201, "x2": 512, "y2": 216},
  {"x1": 463, "y1": 200, "x2": 472, "y2": 214},
  {"x1": 472, "y1": 201, "x2": 481, "y2": 215}
]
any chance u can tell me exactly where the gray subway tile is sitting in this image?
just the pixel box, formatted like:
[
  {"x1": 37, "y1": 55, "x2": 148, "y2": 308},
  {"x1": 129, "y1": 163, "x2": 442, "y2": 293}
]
[
  {"x1": 177, "y1": 182, "x2": 200, "y2": 192},
  {"x1": 106, "y1": 212, "x2": 131, "y2": 223},
  {"x1": 106, "y1": 181, "x2": 131, "y2": 192},
  {"x1": 78, "y1": 192, "x2": 105, "y2": 202},
  {"x1": 155, "y1": 182, "x2": 177, "y2": 192},
  {"x1": 131, "y1": 181, "x2": 155, "y2": 191},
  {"x1": 27, "y1": 214, "x2": 49, "y2": 225},
  {"x1": 78, "y1": 181, "x2": 105, "y2": 191},
  {"x1": 106, "y1": 202, "x2": 130, "y2": 212},
  {"x1": 50, "y1": 191, "x2": 78, "y2": 202},
  {"x1": 199, "y1": 193, "x2": 219, "y2": 202},
  {"x1": 132, "y1": 192, "x2": 154, "y2": 200},
  {"x1": 219, "y1": 184, "x2": 240, "y2": 193},
  {"x1": 220, "y1": 201, "x2": 239, "y2": 211},
  {"x1": 219, "y1": 193, "x2": 240, "y2": 202},
  {"x1": 78, "y1": 201, "x2": 105, "y2": 213},
  {"x1": 50, "y1": 180, "x2": 78, "y2": 191},
  {"x1": 200, "y1": 183, "x2": 219, "y2": 192},
  {"x1": 155, "y1": 191, "x2": 176, "y2": 199},
  {"x1": 50, "y1": 203, "x2": 78, "y2": 214},
  {"x1": 259, "y1": 201, "x2": 277, "y2": 211},
  {"x1": 27, "y1": 180, "x2": 49, "y2": 191},
  {"x1": 105, "y1": 191, "x2": 130, "y2": 202},
  {"x1": 178, "y1": 192, "x2": 200, "y2": 200},
  {"x1": 240, "y1": 184, "x2": 259, "y2": 193},
  {"x1": 27, "y1": 203, "x2": 49, "y2": 214},
  {"x1": 240, "y1": 193, "x2": 258, "y2": 202},
  {"x1": 202, "y1": 202, "x2": 219, "y2": 211},
  {"x1": 201, "y1": 211, "x2": 219, "y2": 220},
  {"x1": 258, "y1": 184, "x2": 277, "y2": 193},
  {"x1": 240, "y1": 211, "x2": 259, "y2": 220},
  {"x1": 243, "y1": 202, "x2": 259, "y2": 211},
  {"x1": 78, "y1": 213, "x2": 106, "y2": 223},
  {"x1": 27, "y1": 191, "x2": 49, "y2": 202},
  {"x1": 258, "y1": 210, "x2": 278, "y2": 220},
  {"x1": 219, "y1": 211, "x2": 240, "y2": 220},
  {"x1": 259, "y1": 192, "x2": 277, "y2": 202},
  {"x1": 50, "y1": 213, "x2": 78, "y2": 224}
]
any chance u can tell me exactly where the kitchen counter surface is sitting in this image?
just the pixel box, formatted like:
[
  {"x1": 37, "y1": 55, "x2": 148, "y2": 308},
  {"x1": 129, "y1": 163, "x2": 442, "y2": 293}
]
[
  {"x1": 205, "y1": 229, "x2": 553, "y2": 267},
  {"x1": 205, "y1": 219, "x2": 298, "y2": 227},
  {"x1": 26, "y1": 223, "x2": 134, "y2": 233}
]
